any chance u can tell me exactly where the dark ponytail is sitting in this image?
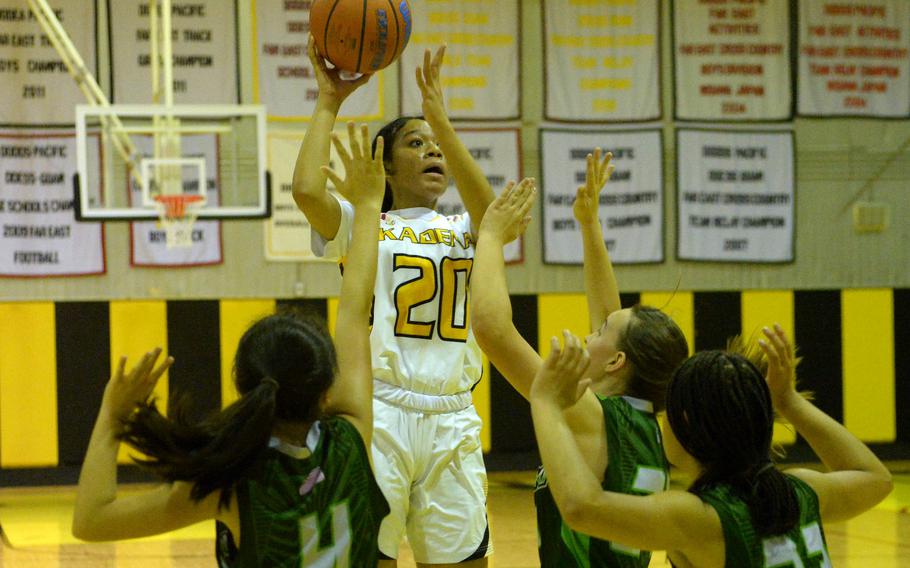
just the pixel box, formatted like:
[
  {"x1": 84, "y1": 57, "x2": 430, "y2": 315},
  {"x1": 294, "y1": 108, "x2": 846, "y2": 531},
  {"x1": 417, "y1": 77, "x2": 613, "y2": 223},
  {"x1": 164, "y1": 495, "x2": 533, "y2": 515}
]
[
  {"x1": 119, "y1": 313, "x2": 337, "y2": 508},
  {"x1": 120, "y1": 379, "x2": 279, "y2": 508},
  {"x1": 666, "y1": 351, "x2": 800, "y2": 536}
]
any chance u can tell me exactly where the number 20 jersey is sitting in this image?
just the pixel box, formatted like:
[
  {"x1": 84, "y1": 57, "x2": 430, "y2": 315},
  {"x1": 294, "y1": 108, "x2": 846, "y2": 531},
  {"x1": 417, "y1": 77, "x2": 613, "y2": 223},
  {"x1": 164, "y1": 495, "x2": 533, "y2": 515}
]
[{"x1": 312, "y1": 199, "x2": 483, "y2": 396}]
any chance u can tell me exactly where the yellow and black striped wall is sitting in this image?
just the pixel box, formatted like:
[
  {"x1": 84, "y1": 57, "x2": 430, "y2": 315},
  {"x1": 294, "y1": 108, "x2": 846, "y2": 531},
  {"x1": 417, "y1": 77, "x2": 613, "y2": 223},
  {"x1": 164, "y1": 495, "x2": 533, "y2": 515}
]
[{"x1": 1, "y1": 288, "x2": 907, "y2": 484}]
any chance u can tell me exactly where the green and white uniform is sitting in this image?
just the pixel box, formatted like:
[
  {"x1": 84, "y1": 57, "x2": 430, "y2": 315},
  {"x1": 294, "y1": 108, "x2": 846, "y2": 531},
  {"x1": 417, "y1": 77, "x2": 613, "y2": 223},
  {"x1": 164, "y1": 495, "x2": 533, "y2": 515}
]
[
  {"x1": 698, "y1": 475, "x2": 832, "y2": 568},
  {"x1": 216, "y1": 416, "x2": 389, "y2": 567},
  {"x1": 535, "y1": 395, "x2": 668, "y2": 567}
]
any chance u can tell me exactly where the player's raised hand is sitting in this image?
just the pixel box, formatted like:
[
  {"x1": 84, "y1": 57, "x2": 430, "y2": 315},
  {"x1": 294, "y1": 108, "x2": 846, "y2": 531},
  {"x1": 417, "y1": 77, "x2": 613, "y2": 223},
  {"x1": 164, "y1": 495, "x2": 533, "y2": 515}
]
[
  {"x1": 416, "y1": 45, "x2": 447, "y2": 125},
  {"x1": 478, "y1": 178, "x2": 536, "y2": 244},
  {"x1": 530, "y1": 331, "x2": 592, "y2": 410},
  {"x1": 322, "y1": 122, "x2": 385, "y2": 210},
  {"x1": 573, "y1": 148, "x2": 615, "y2": 226},
  {"x1": 102, "y1": 348, "x2": 172, "y2": 425},
  {"x1": 758, "y1": 324, "x2": 798, "y2": 411},
  {"x1": 308, "y1": 34, "x2": 372, "y2": 104}
]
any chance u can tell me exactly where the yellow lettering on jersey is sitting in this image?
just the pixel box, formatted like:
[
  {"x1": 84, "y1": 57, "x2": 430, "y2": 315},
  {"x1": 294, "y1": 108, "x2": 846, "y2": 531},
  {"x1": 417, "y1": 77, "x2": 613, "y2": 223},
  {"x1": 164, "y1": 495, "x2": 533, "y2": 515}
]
[
  {"x1": 436, "y1": 229, "x2": 454, "y2": 246},
  {"x1": 419, "y1": 229, "x2": 439, "y2": 244},
  {"x1": 380, "y1": 228, "x2": 398, "y2": 241},
  {"x1": 400, "y1": 227, "x2": 418, "y2": 243}
]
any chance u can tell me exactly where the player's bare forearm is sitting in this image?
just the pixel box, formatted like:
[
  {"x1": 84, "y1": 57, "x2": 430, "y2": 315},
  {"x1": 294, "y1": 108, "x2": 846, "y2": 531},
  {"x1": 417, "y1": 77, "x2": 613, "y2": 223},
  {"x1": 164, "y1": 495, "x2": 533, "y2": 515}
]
[
  {"x1": 580, "y1": 218, "x2": 621, "y2": 332},
  {"x1": 292, "y1": 96, "x2": 342, "y2": 240},
  {"x1": 434, "y1": 120, "x2": 495, "y2": 227}
]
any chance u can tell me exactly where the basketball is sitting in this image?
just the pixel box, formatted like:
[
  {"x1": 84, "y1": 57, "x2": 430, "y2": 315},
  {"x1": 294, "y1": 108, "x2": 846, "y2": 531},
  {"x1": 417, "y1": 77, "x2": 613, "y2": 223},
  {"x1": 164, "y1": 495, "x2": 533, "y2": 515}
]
[{"x1": 310, "y1": 0, "x2": 413, "y2": 75}]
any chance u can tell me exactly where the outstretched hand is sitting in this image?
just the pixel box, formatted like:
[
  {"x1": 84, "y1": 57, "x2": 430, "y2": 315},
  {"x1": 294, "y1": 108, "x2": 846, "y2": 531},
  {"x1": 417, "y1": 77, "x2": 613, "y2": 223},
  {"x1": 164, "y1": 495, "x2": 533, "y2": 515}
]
[
  {"x1": 758, "y1": 324, "x2": 798, "y2": 410},
  {"x1": 102, "y1": 348, "x2": 173, "y2": 424},
  {"x1": 322, "y1": 122, "x2": 385, "y2": 209},
  {"x1": 573, "y1": 148, "x2": 615, "y2": 226},
  {"x1": 416, "y1": 45, "x2": 447, "y2": 125},
  {"x1": 530, "y1": 331, "x2": 592, "y2": 410},
  {"x1": 478, "y1": 178, "x2": 536, "y2": 244},
  {"x1": 308, "y1": 34, "x2": 372, "y2": 105}
]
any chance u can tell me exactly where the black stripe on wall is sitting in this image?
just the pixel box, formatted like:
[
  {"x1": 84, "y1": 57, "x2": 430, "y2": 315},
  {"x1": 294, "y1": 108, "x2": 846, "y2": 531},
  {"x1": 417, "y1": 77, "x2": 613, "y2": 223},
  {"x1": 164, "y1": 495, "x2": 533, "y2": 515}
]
[
  {"x1": 895, "y1": 289, "x2": 910, "y2": 443},
  {"x1": 55, "y1": 302, "x2": 110, "y2": 466},
  {"x1": 166, "y1": 301, "x2": 221, "y2": 421},
  {"x1": 693, "y1": 291, "x2": 742, "y2": 351},
  {"x1": 794, "y1": 291, "x2": 843, "y2": 424},
  {"x1": 277, "y1": 299, "x2": 329, "y2": 326},
  {"x1": 620, "y1": 292, "x2": 641, "y2": 308},
  {"x1": 491, "y1": 295, "x2": 537, "y2": 454}
]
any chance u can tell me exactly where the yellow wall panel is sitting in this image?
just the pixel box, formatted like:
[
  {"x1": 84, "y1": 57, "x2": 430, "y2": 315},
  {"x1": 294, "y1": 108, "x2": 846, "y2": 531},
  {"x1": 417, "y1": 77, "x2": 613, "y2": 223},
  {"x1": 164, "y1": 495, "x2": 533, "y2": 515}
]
[
  {"x1": 109, "y1": 301, "x2": 168, "y2": 463},
  {"x1": 219, "y1": 300, "x2": 276, "y2": 408},
  {"x1": 0, "y1": 303, "x2": 58, "y2": 467},
  {"x1": 640, "y1": 291, "x2": 695, "y2": 355},
  {"x1": 538, "y1": 294, "x2": 589, "y2": 358},
  {"x1": 327, "y1": 297, "x2": 339, "y2": 337},
  {"x1": 741, "y1": 290, "x2": 796, "y2": 445},
  {"x1": 842, "y1": 289, "x2": 895, "y2": 442}
]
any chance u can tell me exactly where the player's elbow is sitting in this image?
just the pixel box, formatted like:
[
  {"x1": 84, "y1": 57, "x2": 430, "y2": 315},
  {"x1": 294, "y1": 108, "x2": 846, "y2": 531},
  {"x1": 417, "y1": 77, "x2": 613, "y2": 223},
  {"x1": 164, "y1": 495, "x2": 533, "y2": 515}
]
[
  {"x1": 560, "y1": 495, "x2": 598, "y2": 534},
  {"x1": 72, "y1": 515, "x2": 106, "y2": 542}
]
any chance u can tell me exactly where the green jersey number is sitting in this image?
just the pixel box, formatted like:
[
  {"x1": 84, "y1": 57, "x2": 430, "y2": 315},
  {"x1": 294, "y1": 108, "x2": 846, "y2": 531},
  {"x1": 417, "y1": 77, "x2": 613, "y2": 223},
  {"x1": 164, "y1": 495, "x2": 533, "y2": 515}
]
[
  {"x1": 610, "y1": 466, "x2": 668, "y2": 557},
  {"x1": 762, "y1": 523, "x2": 832, "y2": 568},
  {"x1": 299, "y1": 502, "x2": 352, "y2": 567}
]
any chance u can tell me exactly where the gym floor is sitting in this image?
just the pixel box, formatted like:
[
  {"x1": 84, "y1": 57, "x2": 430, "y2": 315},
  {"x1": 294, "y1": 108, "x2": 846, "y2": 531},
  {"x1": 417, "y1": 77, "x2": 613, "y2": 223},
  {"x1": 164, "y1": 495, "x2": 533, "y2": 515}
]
[{"x1": 1, "y1": 470, "x2": 908, "y2": 567}]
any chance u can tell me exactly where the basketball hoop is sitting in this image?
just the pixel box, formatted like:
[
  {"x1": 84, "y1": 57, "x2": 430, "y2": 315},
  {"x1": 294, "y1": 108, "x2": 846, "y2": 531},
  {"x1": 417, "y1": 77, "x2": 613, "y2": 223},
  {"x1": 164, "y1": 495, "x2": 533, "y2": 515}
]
[{"x1": 153, "y1": 194, "x2": 204, "y2": 248}]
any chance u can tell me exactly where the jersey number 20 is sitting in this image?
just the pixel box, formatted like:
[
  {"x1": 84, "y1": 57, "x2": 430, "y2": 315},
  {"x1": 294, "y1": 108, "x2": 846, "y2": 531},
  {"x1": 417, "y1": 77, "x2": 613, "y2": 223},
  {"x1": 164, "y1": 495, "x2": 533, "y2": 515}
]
[{"x1": 394, "y1": 255, "x2": 472, "y2": 342}]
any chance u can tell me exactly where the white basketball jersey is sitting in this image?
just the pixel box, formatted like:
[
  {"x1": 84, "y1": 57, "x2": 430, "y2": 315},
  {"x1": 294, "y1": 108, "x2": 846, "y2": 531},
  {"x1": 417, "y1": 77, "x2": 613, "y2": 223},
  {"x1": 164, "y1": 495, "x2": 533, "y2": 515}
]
[{"x1": 312, "y1": 198, "x2": 483, "y2": 395}]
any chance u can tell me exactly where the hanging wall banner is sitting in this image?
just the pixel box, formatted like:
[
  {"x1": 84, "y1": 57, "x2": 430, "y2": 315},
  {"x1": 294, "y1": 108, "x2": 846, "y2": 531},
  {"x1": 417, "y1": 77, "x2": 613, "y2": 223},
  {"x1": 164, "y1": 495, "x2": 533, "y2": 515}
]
[
  {"x1": 543, "y1": 0, "x2": 661, "y2": 122},
  {"x1": 265, "y1": 130, "x2": 353, "y2": 261},
  {"x1": 0, "y1": 0, "x2": 97, "y2": 126},
  {"x1": 129, "y1": 134, "x2": 222, "y2": 267},
  {"x1": 677, "y1": 129, "x2": 794, "y2": 263},
  {"x1": 0, "y1": 132, "x2": 104, "y2": 276},
  {"x1": 251, "y1": 0, "x2": 381, "y2": 121},
  {"x1": 541, "y1": 129, "x2": 663, "y2": 265},
  {"x1": 673, "y1": 0, "x2": 791, "y2": 121},
  {"x1": 435, "y1": 128, "x2": 523, "y2": 263},
  {"x1": 109, "y1": 0, "x2": 238, "y2": 103},
  {"x1": 399, "y1": 0, "x2": 520, "y2": 120},
  {"x1": 798, "y1": 0, "x2": 910, "y2": 117}
]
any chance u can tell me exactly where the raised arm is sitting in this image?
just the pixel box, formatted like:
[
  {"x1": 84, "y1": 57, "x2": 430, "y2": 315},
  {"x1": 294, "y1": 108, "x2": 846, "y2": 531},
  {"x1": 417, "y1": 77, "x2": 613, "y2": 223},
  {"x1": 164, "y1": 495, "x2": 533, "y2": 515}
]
[
  {"x1": 573, "y1": 148, "x2": 620, "y2": 332},
  {"x1": 292, "y1": 35, "x2": 372, "y2": 240},
  {"x1": 416, "y1": 46, "x2": 495, "y2": 228},
  {"x1": 472, "y1": 179, "x2": 541, "y2": 399},
  {"x1": 73, "y1": 351, "x2": 228, "y2": 541},
  {"x1": 320, "y1": 124, "x2": 384, "y2": 445},
  {"x1": 529, "y1": 332, "x2": 717, "y2": 553},
  {"x1": 759, "y1": 325, "x2": 893, "y2": 522}
]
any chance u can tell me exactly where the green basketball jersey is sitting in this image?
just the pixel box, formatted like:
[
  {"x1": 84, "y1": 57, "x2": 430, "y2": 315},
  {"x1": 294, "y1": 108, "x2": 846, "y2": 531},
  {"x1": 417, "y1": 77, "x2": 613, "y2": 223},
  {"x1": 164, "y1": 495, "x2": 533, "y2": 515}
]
[
  {"x1": 698, "y1": 475, "x2": 832, "y2": 568},
  {"x1": 535, "y1": 395, "x2": 669, "y2": 568},
  {"x1": 215, "y1": 416, "x2": 390, "y2": 567}
]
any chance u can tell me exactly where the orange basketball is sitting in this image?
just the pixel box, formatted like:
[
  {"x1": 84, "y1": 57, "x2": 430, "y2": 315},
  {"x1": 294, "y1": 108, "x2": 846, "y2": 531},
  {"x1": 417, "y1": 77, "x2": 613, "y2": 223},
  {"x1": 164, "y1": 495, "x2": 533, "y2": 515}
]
[{"x1": 310, "y1": 0, "x2": 413, "y2": 75}]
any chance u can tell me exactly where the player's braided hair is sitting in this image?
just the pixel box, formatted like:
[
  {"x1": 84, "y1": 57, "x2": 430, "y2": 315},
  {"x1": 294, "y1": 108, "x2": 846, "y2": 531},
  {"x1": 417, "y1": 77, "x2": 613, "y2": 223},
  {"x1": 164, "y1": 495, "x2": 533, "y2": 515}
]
[
  {"x1": 666, "y1": 351, "x2": 800, "y2": 536},
  {"x1": 616, "y1": 305, "x2": 689, "y2": 411},
  {"x1": 119, "y1": 313, "x2": 337, "y2": 509},
  {"x1": 373, "y1": 115, "x2": 425, "y2": 212}
]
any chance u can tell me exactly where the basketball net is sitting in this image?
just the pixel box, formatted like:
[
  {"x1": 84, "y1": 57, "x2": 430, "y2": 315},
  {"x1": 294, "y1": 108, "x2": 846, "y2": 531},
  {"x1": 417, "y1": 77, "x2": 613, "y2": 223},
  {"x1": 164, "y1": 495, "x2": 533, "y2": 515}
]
[{"x1": 153, "y1": 194, "x2": 203, "y2": 248}]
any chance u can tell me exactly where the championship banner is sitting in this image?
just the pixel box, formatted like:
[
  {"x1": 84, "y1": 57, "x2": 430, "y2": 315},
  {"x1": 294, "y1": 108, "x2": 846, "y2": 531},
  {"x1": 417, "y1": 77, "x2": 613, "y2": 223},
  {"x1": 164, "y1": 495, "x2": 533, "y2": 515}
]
[
  {"x1": 798, "y1": 0, "x2": 910, "y2": 117},
  {"x1": 435, "y1": 128, "x2": 523, "y2": 263},
  {"x1": 541, "y1": 129, "x2": 663, "y2": 265},
  {"x1": 251, "y1": 0, "x2": 381, "y2": 121},
  {"x1": 399, "y1": 0, "x2": 520, "y2": 120},
  {"x1": 109, "y1": 0, "x2": 238, "y2": 103},
  {"x1": 543, "y1": 0, "x2": 661, "y2": 122},
  {"x1": 129, "y1": 135, "x2": 222, "y2": 267},
  {"x1": 0, "y1": 0, "x2": 97, "y2": 126},
  {"x1": 264, "y1": 132, "x2": 345, "y2": 262},
  {"x1": 673, "y1": 0, "x2": 791, "y2": 121},
  {"x1": 0, "y1": 132, "x2": 104, "y2": 276},
  {"x1": 677, "y1": 129, "x2": 794, "y2": 263}
]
